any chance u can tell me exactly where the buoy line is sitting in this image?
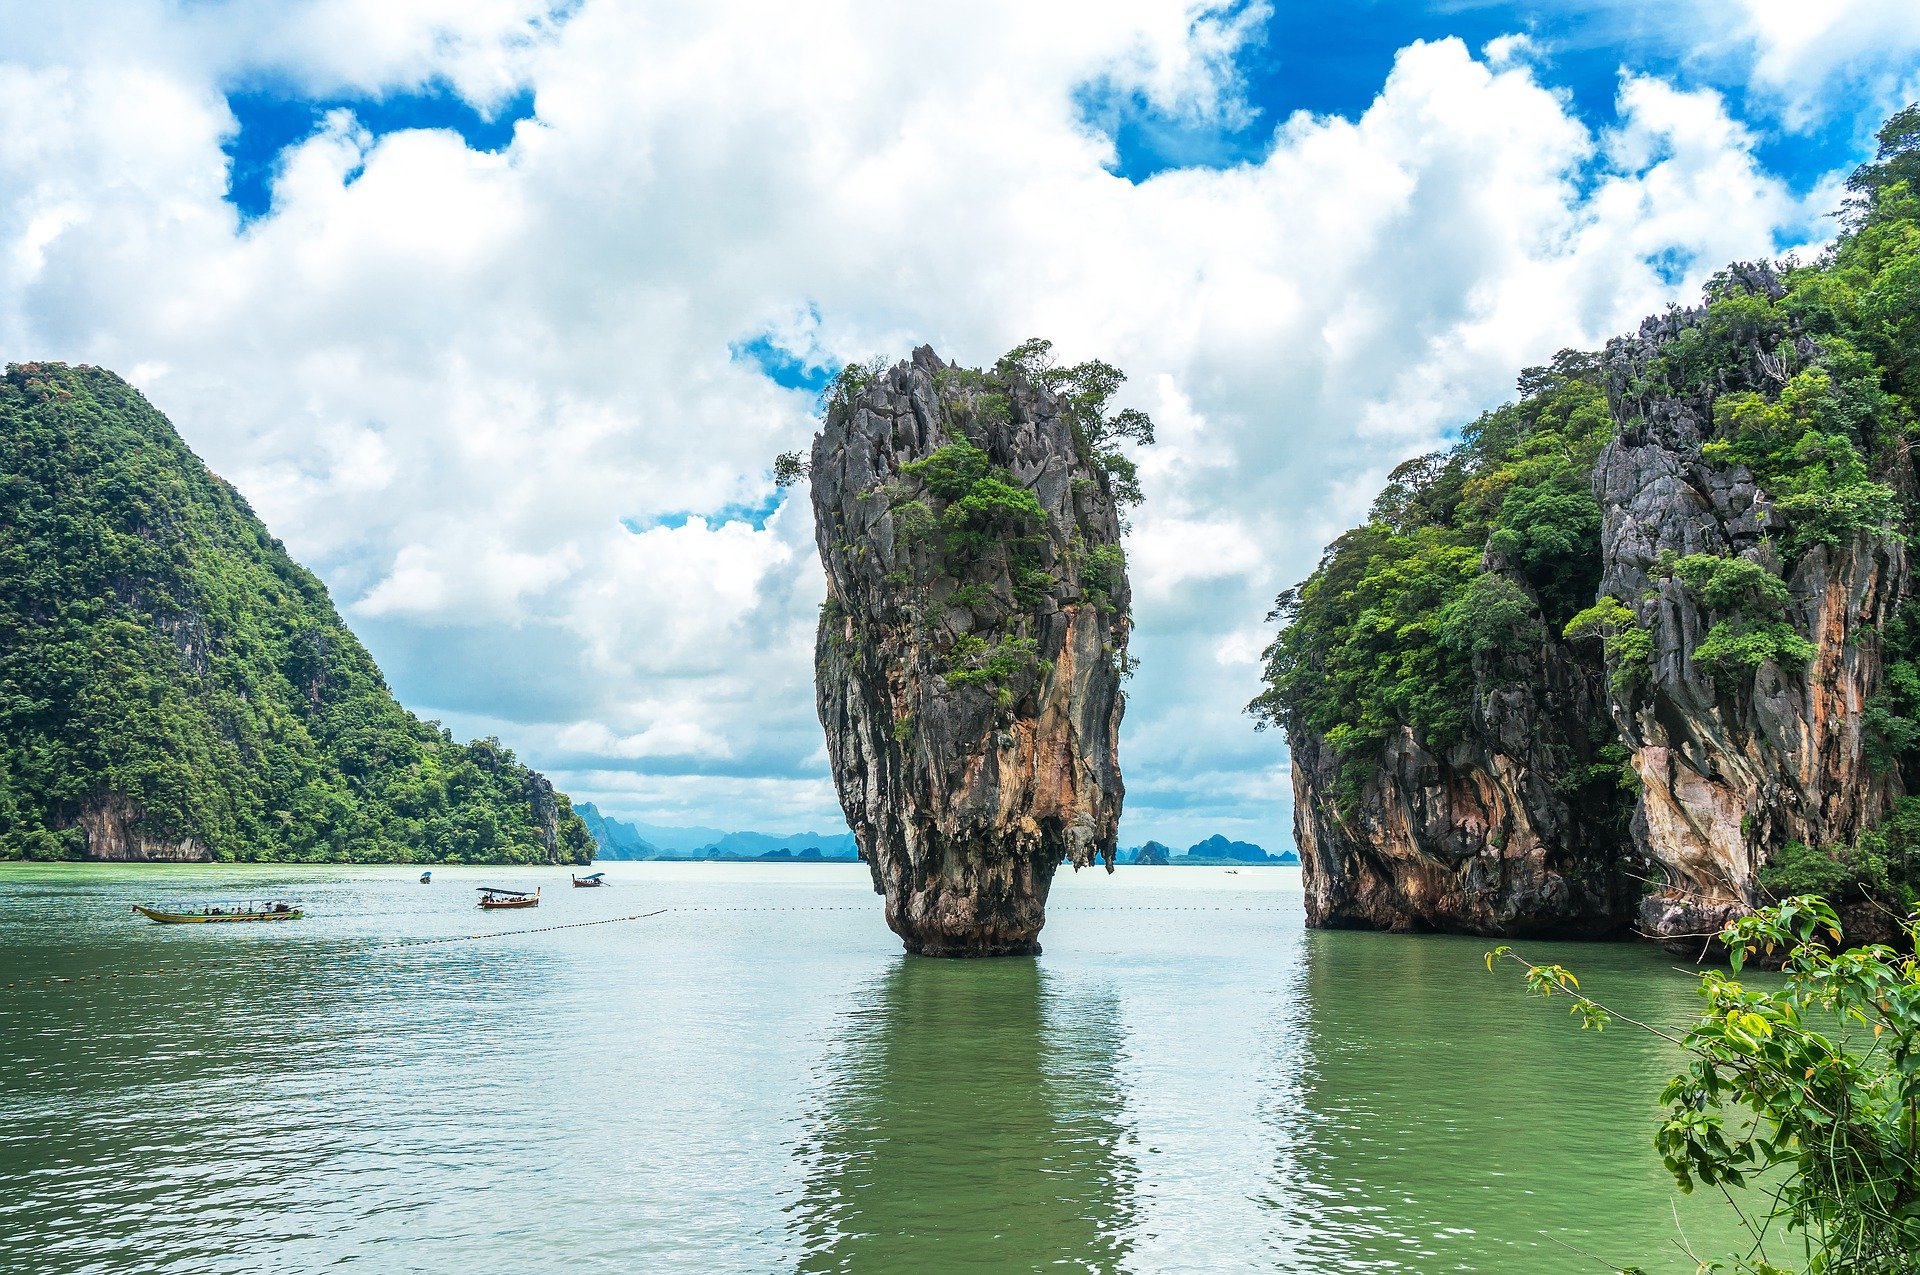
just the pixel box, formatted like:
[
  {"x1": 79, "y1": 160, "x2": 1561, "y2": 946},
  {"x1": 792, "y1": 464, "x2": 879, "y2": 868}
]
[
  {"x1": 3, "y1": 907, "x2": 674, "y2": 992},
  {"x1": 3, "y1": 903, "x2": 1301, "y2": 991}
]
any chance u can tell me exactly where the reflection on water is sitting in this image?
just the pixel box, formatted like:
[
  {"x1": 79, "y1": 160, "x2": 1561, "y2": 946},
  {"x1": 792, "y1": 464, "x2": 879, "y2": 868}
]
[
  {"x1": 1264, "y1": 929, "x2": 1750, "y2": 1274},
  {"x1": 788, "y1": 957, "x2": 1137, "y2": 1272},
  {"x1": 0, "y1": 863, "x2": 1766, "y2": 1273}
]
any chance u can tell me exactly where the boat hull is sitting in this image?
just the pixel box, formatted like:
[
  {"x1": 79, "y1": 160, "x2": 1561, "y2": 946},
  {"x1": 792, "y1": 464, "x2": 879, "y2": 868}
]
[{"x1": 133, "y1": 905, "x2": 303, "y2": 924}]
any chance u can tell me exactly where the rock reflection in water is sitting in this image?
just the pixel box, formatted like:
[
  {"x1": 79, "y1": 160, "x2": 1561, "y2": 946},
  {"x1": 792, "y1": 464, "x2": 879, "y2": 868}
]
[
  {"x1": 1260, "y1": 930, "x2": 1752, "y2": 1274},
  {"x1": 788, "y1": 956, "x2": 1137, "y2": 1271}
]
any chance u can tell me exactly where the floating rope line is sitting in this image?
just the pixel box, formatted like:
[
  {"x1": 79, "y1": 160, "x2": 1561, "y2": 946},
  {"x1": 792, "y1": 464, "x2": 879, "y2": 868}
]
[
  {"x1": 4, "y1": 903, "x2": 1303, "y2": 991},
  {"x1": 4, "y1": 908, "x2": 674, "y2": 991}
]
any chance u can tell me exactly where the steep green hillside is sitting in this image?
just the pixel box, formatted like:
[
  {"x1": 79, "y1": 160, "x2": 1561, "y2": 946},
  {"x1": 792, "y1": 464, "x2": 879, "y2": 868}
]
[{"x1": 0, "y1": 362, "x2": 592, "y2": 864}]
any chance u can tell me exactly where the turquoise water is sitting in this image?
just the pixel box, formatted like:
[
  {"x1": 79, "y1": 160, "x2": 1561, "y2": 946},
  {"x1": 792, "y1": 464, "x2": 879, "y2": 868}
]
[{"x1": 0, "y1": 862, "x2": 1753, "y2": 1272}]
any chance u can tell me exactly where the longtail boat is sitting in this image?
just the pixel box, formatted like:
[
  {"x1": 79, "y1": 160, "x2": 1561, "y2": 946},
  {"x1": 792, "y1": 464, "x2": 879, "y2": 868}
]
[
  {"x1": 571, "y1": 872, "x2": 607, "y2": 888},
  {"x1": 132, "y1": 900, "x2": 303, "y2": 924},
  {"x1": 477, "y1": 886, "x2": 540, "y2": 910}
]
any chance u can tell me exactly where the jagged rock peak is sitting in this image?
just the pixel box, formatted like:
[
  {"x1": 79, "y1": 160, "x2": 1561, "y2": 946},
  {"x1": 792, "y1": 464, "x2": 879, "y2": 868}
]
[{"x1": 807, "y1": 344, "x2": 1136, "y2": 956}]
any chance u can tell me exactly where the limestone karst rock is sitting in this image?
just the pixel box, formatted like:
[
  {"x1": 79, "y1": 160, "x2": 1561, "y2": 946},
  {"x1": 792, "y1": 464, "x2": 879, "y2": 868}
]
[
  {"x1": 1596, "y1": 268, "x2": 1908, "y2": 950},
  {"x1": 806, "y1": 345, "x2": 1136, "y2": 956},
  {"x1": 1264, "y1": 258, "x2": 1917, "y2": 948}
]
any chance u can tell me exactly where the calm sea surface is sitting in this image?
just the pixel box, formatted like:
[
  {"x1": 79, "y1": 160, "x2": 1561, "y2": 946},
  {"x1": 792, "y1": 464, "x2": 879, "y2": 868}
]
[{"x1": 0, "y1": 862, "x2": 1757, "y2": 1273}]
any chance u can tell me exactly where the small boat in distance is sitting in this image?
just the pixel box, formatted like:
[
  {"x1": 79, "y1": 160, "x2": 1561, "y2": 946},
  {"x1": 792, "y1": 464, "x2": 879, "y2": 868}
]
[
  {"x1": 571, "y1": 872, "x2": 608, "y2": 888},
  {"x1": 420, "y1": 871, "x2": 433, "y2": 884},
  {"x1": 477, "y1": 886, "x2": 540, "y2": 910},
  {"x1": 133, "y1": 900, "x2": 302, "y2": 925}
]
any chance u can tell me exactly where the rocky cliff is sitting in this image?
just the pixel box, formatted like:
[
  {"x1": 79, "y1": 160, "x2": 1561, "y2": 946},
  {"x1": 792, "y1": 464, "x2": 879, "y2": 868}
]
[
  {"x1": 0, "y1": 362, "x2": 593, "y2": 864},
  {"x1": 805, "y1": 344, "x2": 1138, "y2": 956},
  {"x1": 1287, "y1": 615, "x2": 1642, "y2": 937},
  {"x1": 1257, "y1": 127, "x2": 1920, "y2": 945},
  {"x1": 1595, "y1": 267, "x2": 1911, "y2": 949}
]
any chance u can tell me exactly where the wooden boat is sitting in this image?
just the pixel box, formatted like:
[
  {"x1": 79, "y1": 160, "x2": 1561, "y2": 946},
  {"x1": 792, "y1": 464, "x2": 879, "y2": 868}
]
[
  {"x1": 477, "y1": 886, "x2": 540, "y2": 910},
  {"x1": 133, "y1": 900, "x2": 302, "y2": 924},
  {"x1": 571, "y1": 872, "x2": 608, "y2": 888},
  {"x1": 419, "y1": 871, "x2": 433, "y2": 884}
]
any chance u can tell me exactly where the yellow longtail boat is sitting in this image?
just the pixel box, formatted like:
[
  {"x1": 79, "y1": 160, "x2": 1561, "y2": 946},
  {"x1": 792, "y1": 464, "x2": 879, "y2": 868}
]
[{"x1": 131, "y1": 900, "x2": 303, "y2": 924}]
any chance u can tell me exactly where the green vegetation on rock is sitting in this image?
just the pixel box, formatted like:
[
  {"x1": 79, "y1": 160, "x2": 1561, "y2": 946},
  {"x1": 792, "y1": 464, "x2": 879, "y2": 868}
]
[
  {"x1": 1247, "y1": 348, "x2": 1611, "y2": 805},
  {"x1": 0, "y1": 362, "x2": 592, "y2": 864},
  {"x1": 1252, "y1": 103, "x2": 1920, "y2": 865}
]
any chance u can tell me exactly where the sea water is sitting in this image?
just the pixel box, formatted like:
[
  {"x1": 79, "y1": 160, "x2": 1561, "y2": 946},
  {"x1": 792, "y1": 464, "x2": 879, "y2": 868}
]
[{"x1": 0, "y1": 862, "x2": 1757, "y2": 1272}]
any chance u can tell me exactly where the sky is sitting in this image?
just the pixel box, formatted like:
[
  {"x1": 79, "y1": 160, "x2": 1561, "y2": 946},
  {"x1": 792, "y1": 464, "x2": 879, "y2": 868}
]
[{"x1": 2, "y1": 1, "x2": 1918, "y2": 851}]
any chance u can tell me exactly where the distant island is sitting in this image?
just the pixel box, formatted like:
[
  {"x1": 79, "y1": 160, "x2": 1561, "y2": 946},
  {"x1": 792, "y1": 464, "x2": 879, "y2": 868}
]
[
  {"x1": 577, "y1": 804, "x2": 860, "y2": 861},
  {"x1": 1119, "y1": 835, "x2": 1300, "y2": 867},
  {"x1": 578, "y1": 804, "x2": 1299, "y2": 867}
]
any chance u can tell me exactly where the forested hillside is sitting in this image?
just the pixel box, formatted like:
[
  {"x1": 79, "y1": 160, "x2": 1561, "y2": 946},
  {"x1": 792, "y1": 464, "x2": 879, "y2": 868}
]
[
  {"x1": 0, "y1": 363, "x2": 592, "y2": 864},
  {"x1": 1253, "y1": 106, "x2": 1920, "y2": 942}
]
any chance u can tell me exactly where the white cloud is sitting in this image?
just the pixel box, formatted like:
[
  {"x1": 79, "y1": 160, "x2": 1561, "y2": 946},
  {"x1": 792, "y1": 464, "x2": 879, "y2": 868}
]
[
  {"x1": 0, "y1": 0, "x2": 1861, "y2": 845},
  {"x1": 1726, "y1": 0, "x2": 1920, "y2": 126}
]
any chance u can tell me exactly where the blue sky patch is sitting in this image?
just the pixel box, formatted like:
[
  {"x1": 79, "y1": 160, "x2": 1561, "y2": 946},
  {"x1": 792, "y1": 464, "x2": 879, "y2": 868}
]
[
  {"x1": 223, "y1": 84, "x2": 536, "y2": 222},
  {"x1": 1092, "y1": 0, "x2": 1870, "y2": 195},
  {"x1": 730, "y1": 331, "x2": 837, "y2": 396},
  {"x1": 622, "y1": 491, "x2": 785, "y2": 535}
]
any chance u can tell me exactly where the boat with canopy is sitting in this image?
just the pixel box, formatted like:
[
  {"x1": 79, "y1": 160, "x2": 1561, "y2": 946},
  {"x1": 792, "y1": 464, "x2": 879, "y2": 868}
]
[
  {"x1": 132, "y1": 900, "x2": 303, "y2": 924},
  {"x1": 571, "y1": 872, "x2": 608, "y2": 888},
  {"x1": 477, "y1": 886, "x2": 540, "y2": 910}
]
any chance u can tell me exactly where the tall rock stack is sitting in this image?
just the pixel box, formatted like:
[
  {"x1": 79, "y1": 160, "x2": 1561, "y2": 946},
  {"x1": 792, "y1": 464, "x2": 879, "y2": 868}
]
[{"x1": 806, "y1": 346, "x2": 1132, "y2": 956}]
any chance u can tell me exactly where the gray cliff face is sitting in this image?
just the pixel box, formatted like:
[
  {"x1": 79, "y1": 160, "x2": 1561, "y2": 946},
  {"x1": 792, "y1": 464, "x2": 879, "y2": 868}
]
[
  {"x1": 1286, "y1": 264, "x2": 1912, "y2": 946},
  {"x1": 1291, "y1": 576, "x2": 1641, "y2": 937},
  {"x1": 809, "y1": 346, "x2": 1130, "y2": 956},
  {"x1": 78, "y1": 792, "x2": 208, "y2": 861},
  {"x1": 1597, "y1": 271, "x2": 1910, "y2": 948}
]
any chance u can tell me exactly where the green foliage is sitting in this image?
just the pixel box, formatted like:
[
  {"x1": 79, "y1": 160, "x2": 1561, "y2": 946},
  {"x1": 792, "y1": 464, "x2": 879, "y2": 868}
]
[
  {"x1": 890, "y1": 499, "x2": 935, "y2": 547},
  {"x1": 991, "y1": 337, "x2": 1155, "y2": 505},
  {"x1": 944, "y1": 635, "x2": 1040, "y2": 693},
  {"x1": 1704, "y1": 368, "x2": 1898, "y2": 557},
  {"x1": 1692, "y1": 619, "x2": 1818, "y2": 678},
  {"x1": 1083, "y1": 544, "x2": 1126, "y2": 613},
  {"x1": 1670, "y1": 554, "x2": 1817, "y2": 678},
  {"x1": 772, "y1": 451, "x2": 809, "y2": 488},
  {"x1": 824, "y1": 357, "x2": 887, "y2": 416},
  {"x1": 1563, "y1": 596, "x2": 1653, "y2": 697},
  {"x1": 901, "y1": 441, "x2": 1046, "y2": 564},
  {"x1": 1759, "y1": 798, "x2": 1920, "y2": 911},
  {"x1": 0, "y1": 363, "x2": 591, "y2": 865},
  {"x1": 1866, "y1": 601, "x2": 1920, "y2": 777},
  {"x1": 1437, "y1": 571, "x2": 1539, "y2": 658},
  {"x1": 1494, "y1": 896, "x2": 1920, "y2": 1274},
  {"x1": 1251, "y1": 348, "x2": 1611, "y2": 793}
]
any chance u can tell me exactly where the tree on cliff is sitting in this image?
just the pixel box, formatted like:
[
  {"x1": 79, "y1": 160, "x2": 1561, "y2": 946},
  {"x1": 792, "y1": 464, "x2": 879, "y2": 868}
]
[{"x1": 1492, "y1": 898, "x2": 1920, "y2": 1274}]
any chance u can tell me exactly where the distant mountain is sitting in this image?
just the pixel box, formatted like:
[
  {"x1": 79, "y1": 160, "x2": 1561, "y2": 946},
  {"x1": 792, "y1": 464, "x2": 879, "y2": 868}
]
[
  {"x1": 618, "y1": 819, "x2": 730, "y2": 853},
  {"x1": 696, "y1": 830, "x2": 859, "y2": 860},
  {"x1": 1116, "y1": 835, "x2": 1300, "y2": 866},
  {"x1": 752, "y1": 847, "x2": 854, "y2": 863},
  {"x1": 1181, "y1": 834, "x2": 1272, "y2": 863},
  {"x1": 575, "y1": 805, "x2": 858, "y2": 862},
  {"x1": 575, "y1": 804, "x2": 662, "y2": 860},
  {"x1": 1133, "y1": 840, "x2": 1172, "y2": 866}
]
